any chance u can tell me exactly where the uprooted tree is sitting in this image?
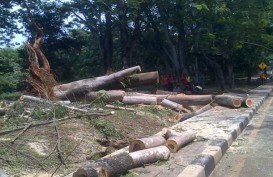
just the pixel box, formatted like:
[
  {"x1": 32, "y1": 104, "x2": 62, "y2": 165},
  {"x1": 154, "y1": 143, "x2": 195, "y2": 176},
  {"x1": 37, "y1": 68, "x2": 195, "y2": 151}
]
[
  {"x1": 22, "y1": 1, "x2": 158, "y2": 101},
  {"x1": 23, "y1": 0, "x2": 58, "y2": 99}
]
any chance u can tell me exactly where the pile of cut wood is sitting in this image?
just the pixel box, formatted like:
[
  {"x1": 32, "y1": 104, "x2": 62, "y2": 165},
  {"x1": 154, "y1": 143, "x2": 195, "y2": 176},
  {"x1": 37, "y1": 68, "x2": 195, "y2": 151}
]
[
  {"x1": 50, "y1": 66, "x2": 253, "y2": 122},
  {"x1": 73, "y1": 128, "x2": 196, "y2": 177}
]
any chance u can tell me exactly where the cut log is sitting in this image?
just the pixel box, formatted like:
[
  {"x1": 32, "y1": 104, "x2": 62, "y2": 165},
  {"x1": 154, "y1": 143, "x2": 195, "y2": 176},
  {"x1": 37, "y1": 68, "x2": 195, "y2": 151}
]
[
  {"x1": 122, "y1": 96, "x2": 157, "y2": 105},
  {"x1": 165, "y1": 131, "x2": 196, "y2": 153},
  {"x1": 86, "y1": 90, "x2": 126, "y2": 102},
  {"x1": 161, "y1": 99, "x2": 184, "y2": 112},
  {"x1": 129, "y1": 135, "x2": 166, "y2": 152},
  {"x1": 53, "y1": 66, "x2": 141, "y2": 100},
  {"x1": 73, "y1": 146, "x2": 170, "y2": 177},
  {"x1": 214, "y1": 95, "x2": 242, "y2": 108},
  {"x1": 166, "y1": 94, "x2": 213, "y2": 106},
  {"x1": 126, "y1": 71, "x2": 159, "y2": 87},
  {"x1": 175, "y1": 104, "x2": 213, "y2": 122},
  {"x1": 223, "y1": 93, "x2": 253, "y2": 108}
]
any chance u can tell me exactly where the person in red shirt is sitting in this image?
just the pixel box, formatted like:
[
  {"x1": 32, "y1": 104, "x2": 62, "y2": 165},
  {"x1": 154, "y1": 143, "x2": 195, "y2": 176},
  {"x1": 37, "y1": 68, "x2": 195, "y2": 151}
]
[
  {"x1": 180, "y1": 74, "x2": 191, "y2": 91},
  {"x1": 163, "y1": 74, "x2": 174, "y2": 91}
]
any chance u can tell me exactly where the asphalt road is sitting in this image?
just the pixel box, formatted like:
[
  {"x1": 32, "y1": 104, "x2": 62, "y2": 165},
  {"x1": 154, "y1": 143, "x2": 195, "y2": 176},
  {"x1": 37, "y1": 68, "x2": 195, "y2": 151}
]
[{"x1": 210, "y1": 93, "x2": 273, "y2": 177}]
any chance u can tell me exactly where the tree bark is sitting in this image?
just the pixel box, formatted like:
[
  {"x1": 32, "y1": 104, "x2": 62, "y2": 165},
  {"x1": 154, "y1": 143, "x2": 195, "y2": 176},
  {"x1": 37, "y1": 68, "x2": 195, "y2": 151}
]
[
  {"x1": 73, "y1": 146, "x2": 170, "y2": 177},
  {"x1": 122, "y1": 96, "x2": 157, "y2": 105},
  {"x1": 214, "y1": 95, "x2": 242, "y2": 108},
  {"x1": 165, "y1": 131, "x2": 196, "y2": 153},
  {"x1": 129, "y1": 135, "x2": 166, "y2": 152},
  {"x1": 53, "y1": 66, "x2": 141, "y2": 100},
  {"x1": 166, "y1": 94, "x2": 213, "y2": 106}
]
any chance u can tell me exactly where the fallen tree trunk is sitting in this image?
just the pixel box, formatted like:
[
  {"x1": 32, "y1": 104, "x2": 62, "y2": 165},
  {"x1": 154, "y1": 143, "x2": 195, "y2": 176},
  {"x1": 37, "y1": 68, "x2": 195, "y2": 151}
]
[
  {"x1": 86, "y1": 90, "x2": 126, "y2": 102},
  {"x1": 73, "y1": 146, "x2": 170, "y2": 177},
  {"x1": 122, "y1": 96, "x2": 157, "y2": 105},
  {"x1": 165, "y1": 131, "x2": 196, "y2": 153},
  {"x1": 214, "y1": 95, "x2": 242, "y2": 108},
  {"x1": 129, "y1": 135, "x2": 166, "y2": 152},
  {"x1": 175, "y1": 104, "x2": 213, "y2": 122},
  {"x1": 53, "y1": 66, "x2": 141, "y2": 100}
]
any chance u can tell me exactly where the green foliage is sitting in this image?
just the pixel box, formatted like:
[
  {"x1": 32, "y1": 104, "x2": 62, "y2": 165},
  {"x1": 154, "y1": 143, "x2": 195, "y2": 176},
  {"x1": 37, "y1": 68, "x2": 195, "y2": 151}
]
[
  {"x1": 91, "y1": 90, "x2": 110, "y2": 107},
  {"x1": 88, "y1": 117, "x2": 124, "y2": 139},
  {"x1": 4, "y1": 101, "x2": 68, "y2": 127},
  {"x1": 192, "y1": 3, "x2": 209, "y2": 11},
  {"x1": 0, "y1": 48, "x2": 24, "y2": 94}
]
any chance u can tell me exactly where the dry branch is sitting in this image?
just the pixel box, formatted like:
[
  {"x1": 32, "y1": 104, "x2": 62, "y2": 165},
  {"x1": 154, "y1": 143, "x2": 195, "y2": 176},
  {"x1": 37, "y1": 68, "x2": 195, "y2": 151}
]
[
  {"x1": 11, "y1": 123, "x2": 33, "y2": 144},
  {"x1": 129, "y1": 135, "x2": 166, "y2": 152},
  {"x1": 20, "y1": 95, "x2": 71, "y2": 105},
  {"x1": 0, "y1": 112, "x2": 113, "y2": 136},
  {"x1": 105, "y1": 104, "x2": 135, "y2": 111},
  {"x1": 175, "y1": 104, "x2": 213, "y2": 122}
]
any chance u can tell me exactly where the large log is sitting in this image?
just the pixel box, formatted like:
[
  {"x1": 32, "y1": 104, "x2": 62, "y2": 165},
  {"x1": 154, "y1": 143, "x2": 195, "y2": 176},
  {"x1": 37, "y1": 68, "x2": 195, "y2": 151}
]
[
  {"x1": 53, "y1": 66, "x2": 141, "y2": 100},
  {"x1": 161, "y1": 99, "x2": 184, "y2": 112},
  {"x1": 165, "y1": 131, "x2": 196, "y2": 153},
  {"x1": 214, "y1": 95, "x2": 242, "y2": 108},
  {"x1": 122, "y1": 96, "x2": 157, "y2": 105},
  {"x1": 86, "y1": 90, "x2": 126, "y2": 102},
  {"x1": 166, "y1": 94, "x2": 213, "y2": 106},
  {"x1": 175, "y1": 104, "x2": 213, "y2": 122},
  {"x1": 129, "y1": 135, "x2": 166, "y2": 152},
  {"x1": 126, "y1": 71, "x2": 159, "y2": 87},
  {"x1": 73, "y1": 146, "x2": 170, "y2": 177}
]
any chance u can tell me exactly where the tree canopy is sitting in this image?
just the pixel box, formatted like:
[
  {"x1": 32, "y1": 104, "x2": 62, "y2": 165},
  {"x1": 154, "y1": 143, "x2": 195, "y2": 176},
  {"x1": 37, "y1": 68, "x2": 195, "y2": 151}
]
[{"x1": 1, "y1": 0, "x2": 273, "y2": 92}]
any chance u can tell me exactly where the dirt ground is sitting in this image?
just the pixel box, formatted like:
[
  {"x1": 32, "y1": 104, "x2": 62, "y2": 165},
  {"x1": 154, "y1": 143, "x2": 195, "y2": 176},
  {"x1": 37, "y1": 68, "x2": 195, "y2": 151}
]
[{"x1": 0, "y1": 81, "x2": 259, "y2": 177}]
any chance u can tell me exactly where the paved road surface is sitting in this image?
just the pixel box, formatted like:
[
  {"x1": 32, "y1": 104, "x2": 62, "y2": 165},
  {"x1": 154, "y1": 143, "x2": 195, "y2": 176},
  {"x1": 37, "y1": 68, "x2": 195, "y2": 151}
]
[{"x1": 210, "y1": 94, "x2": 273, "y2": 177}]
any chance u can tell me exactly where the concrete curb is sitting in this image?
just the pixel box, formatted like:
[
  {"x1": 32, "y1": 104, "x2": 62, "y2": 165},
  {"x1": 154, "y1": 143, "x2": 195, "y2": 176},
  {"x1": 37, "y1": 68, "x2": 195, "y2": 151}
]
[{"x1": 177, "y1": 86, "x2": 272, "y2": 177}]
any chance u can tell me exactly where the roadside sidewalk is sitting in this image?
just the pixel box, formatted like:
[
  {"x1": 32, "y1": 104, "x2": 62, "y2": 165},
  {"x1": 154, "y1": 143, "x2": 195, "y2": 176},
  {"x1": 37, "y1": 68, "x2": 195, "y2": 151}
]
[{"x1": 129, "y1": 84, "x2": 272, "y2": 177}]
